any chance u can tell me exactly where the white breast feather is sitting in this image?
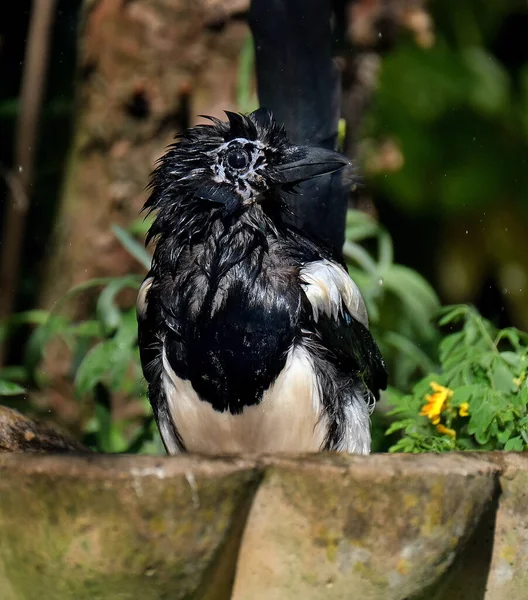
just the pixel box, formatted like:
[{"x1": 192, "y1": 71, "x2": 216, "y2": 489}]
[
  {"x1": 299, "y1": 259, "x2": 368, "y2": 327},
  {"x1": 161, "y1": 345, "x2": 328, "y2": 454}
]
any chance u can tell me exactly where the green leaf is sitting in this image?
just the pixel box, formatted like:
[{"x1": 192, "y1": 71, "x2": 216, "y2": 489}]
[
  {"x1": 496, "y1": 422, "x2": 515, "y2": 445},
  {"x1": 127, "y1": 215, "x2": 154, "y2": 236},
  {"x1": 463, "y1": 47, "x2": 508, "y2": 116},
  {"x1": 383, "y1": 331, "x2": 438, "y2": 374},
  {"x1": 345, "y1": 210, "x2": 380, "y2": 242},
  {"x1": 69, "y1": 320, "x2": 102, "y2": 337},
  {"x1": 345, "y1": 221, "x2": 380, "y2": 243},
  {"x1": 378, "y1": 229, "x2": 394, "y2": 272},
  {"x1": 382, "y1": 265, "x2": 439, "y2": 333},
  {"x1": 0, "y1": 380, "x2": 25, "y2": 396},
  {"x1": 451, "y1": 384, "x2": 481, "y2": 406},
  {"x1": 385, "y1": 418, "x2": 415, "y2": 435},
  {"x1": 94, "y1": 396, "x2": 113, "y2": 452},
  {"x1": 500, "y1": 351, "x2": 523, "y2": 372},
  {"x1": 439, "y1": 332, "x2": 464, "y2": 363},
  {"x1": 0, "y1": 310, "x2": 53, "y2": 344},
  {"x1": 438, "y1": 305, "x2": 470, "y2": 326},
  {"x1": 490, "y1": 360, "x2": 517, "y2": 393},
  {"x1": 499, "y1": 327, "x2": 528, "y2": 348},
  {"x1": 24, "y1": 314, "x2": 72, "y2": 370},
  {"x1": 0, "y1": 366, "x2": 28, "y2": 382},
  {"x1": 111, "y1": 225, "x2": 152, "y2": 270},
  {"x1": 463, "y1": 317, "x2": 480, "y2": 345},
  {"x1": 343, "y1": 241, "x2": 378, "y2": 274},
  {"x1": 346, "y1": 209, "x2": 376, "y2": 228},
  {"x1": 2, "y1": 309, "x2": 51, "y2": 327},
  {"x1": 468, "y1": 398, "x2": 496, "y2": 444},
  {"x1": 97, "y1": 276, "x2": 140, "y2": 334},
  {"x1": 75, "y1": 342, "x2": 114, "y2": 396},
  {"x1": 504, "y1": 436, "x2": 524, "y2": 452}
]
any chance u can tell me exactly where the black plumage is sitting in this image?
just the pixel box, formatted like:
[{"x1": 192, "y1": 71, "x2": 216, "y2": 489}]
[{"x1": 137, "y1": 108, "x2": 387, "y2": 455}]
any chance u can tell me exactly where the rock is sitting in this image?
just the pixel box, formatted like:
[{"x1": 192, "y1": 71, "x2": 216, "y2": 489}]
[
  {"x1": 485, "y1": 453, "x2": 528, "y2": 600},
  {"x1": 0, "y1": 406, "x2": 90, "y2": 454},
  {"x1": 1, "y1": 452, "x2": 527, "y2": 599},
  {"x1": 232, "y1": 453, "x2": 500, "y2": 600},
  {"x1": 0, "y1": 454, "x2": 260, "y2": 600}
]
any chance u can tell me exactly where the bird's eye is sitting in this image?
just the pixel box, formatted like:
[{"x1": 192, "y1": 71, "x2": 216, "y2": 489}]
[{"x1": 226, "y1": 149, "x2": 249, "y2": 170}]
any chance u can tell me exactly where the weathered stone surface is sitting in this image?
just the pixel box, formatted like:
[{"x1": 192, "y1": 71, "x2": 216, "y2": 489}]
[
  {"x1": 0, "y1": 406, "x2": 90, "y2": 454},
  {"x1": 1, "y1": 452, "x2": 527, "y2": 599},
  {"x1": 232, "y1": 453, "x2": 500, "y2": 600},
  {"x1": 0, "y1": 454, "x2": 259, "y2": 600},
  {"x1": 485, "y1": 453, "x2": 528, "y2": 600}
]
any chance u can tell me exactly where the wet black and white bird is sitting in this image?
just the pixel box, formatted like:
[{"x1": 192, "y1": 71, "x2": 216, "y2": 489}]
[{"x1": 137, "y1": 108, "x2": 387, "y2": 455}]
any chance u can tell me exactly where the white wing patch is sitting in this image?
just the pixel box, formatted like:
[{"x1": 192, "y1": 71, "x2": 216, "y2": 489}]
[
  {"x1": 136, "y1": 276, "x2": 153, "y2": 319},
  {"x1": 299, "y1": 259, "x2": 369, "y2": 327}
]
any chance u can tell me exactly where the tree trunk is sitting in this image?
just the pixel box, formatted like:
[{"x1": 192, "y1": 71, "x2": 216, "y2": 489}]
[{"x1": 41, "y1": 0, "x2": 251, "y2": 313}]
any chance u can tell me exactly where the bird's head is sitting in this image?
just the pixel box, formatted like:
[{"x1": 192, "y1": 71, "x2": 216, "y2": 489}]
[{"x1": 145, "y1": 108, "x2": 350, "y2": 239}]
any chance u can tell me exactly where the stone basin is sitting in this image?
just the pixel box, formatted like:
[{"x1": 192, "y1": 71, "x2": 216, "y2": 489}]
[{"x1": 0, "y1": 452, "x2": 526, "y2": 600}]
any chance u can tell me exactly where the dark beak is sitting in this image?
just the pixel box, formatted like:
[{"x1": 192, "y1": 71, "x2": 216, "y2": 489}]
[{"x1": 276, "y1": 145, "x2": 350, "y2": 185}]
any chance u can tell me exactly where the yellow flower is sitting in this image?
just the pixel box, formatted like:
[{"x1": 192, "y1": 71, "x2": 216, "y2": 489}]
[
  {"x1": 459, "y1": 402, "x2": 469, "y2": 417},
  {"x1": 436, "y1": 424, "x2": 456, "y2": 439},
  {"x1": 420, "y1": 382, "x2": 453, "y2": 424}
]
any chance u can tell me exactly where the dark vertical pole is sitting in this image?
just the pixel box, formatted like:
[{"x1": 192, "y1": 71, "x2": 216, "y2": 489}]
[
  {"x1": 249, "y1": 0, "x2": 348, "y2": 255},
  {"x1": 0, "y1": 0, "x2": 57, "y2": 367}
]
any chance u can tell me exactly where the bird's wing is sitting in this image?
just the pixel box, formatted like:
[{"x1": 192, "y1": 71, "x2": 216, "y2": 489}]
[
  {"x1": 299, "y1": 259, "x2": 388, "y2": 401},
  {"x1": 136, "y1": 274, "x2": 184, "y2": 454}
]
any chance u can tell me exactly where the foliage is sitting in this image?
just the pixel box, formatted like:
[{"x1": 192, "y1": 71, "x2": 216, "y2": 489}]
[
  {"x1": 364, "y1": 2, "x2": 528, "y2": 215},
  {"x1": 360, "y1": 0, "x2": 528, "y2": 330},
  {"x1": 2, "y1": 213, "x2": 526, "y2": 456},
  {"x1": 0, "y1": 221, "x2": 164, "y2": 454},
  {"x1": 387, "y1": 305, "x2": 528, "y2": 452},
  {"x1": 0, "y1": 378, "x2": 25, "y2": 396},
  {"x1": 344, "y1": 209, "x2": 439, "y2": 392}
]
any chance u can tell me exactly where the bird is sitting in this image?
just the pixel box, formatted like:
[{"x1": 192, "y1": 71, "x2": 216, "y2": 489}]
[{"x1": 136, "y1": 107, "x2": 387, "y2": 455}]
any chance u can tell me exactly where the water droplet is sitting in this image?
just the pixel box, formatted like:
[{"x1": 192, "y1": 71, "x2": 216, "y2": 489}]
[
  {"x1": 378, "y1": 32, "x2": 382, "y2": 38},
  {"x1": 465, "y1": 230, "x2": 469, "y2": 234},
  {"x1": 18, "y1": 166, "x2": 23, "y2": 173},
  {"x1": 378, "y1": 278, "x2": 384, "y2": 286}
]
